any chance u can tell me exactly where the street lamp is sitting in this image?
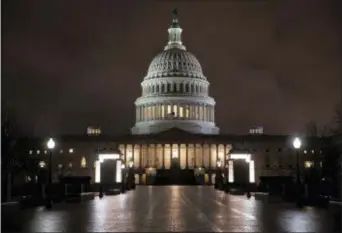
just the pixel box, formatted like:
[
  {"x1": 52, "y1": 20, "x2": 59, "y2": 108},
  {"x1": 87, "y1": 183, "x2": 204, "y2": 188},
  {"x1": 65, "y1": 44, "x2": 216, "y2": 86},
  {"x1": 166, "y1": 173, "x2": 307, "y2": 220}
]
[
  {"x1": 293, "y1": 137, "x2": 302, "y2": 185},
  {"x1": 46, "y1": 138, "x2": 55, "y2": 209},
  {"x1": 293, "y1": 137, "x2": 302, "y2": 207}
]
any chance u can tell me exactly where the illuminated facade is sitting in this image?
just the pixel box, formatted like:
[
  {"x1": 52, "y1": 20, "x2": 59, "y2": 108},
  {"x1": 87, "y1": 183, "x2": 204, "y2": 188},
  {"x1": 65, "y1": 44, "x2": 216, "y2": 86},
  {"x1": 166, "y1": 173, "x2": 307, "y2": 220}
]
[{"x1": 21, "y1": 10, "x2": 327, "y2": 187}]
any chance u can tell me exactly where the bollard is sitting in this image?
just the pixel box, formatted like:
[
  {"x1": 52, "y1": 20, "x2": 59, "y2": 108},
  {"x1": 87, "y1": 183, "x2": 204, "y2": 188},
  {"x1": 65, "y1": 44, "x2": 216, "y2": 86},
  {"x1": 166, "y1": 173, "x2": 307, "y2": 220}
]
[
  {"x1": 121, "y1": 183, "x2": 126, "y2": 194},
  {"x1": 296, "y1": 196, "x2": 304, "y2": 208},
  {"x1": 99, "y1": 185, "x2": 103, "y2": 199}
]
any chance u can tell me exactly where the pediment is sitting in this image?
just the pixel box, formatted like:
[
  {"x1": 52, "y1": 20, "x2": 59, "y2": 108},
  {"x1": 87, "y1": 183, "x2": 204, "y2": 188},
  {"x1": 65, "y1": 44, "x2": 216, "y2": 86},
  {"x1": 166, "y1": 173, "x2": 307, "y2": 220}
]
[{"x1": 155, "y1": 127, "x2": 196, "y2": 139}]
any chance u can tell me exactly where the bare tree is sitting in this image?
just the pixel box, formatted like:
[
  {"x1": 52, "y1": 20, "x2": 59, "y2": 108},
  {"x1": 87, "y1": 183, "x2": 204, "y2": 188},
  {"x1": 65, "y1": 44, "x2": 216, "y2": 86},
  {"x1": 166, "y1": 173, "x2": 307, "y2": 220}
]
[
  {"x1": 1, "y1": 106, "x2": 18, "y2": 201},
  {"x1": 306, "y1": 121, "x2": 319, "y2": 137},
  {"x1": 333, "y1": 101, "x2": 342, "y2": 134}
]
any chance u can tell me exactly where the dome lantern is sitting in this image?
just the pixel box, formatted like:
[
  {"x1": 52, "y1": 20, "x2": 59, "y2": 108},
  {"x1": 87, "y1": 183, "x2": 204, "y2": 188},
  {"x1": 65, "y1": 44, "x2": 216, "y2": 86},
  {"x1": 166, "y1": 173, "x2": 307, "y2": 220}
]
[{"x1": 165, "y1": 8, "x2": 186, "y2": 51}]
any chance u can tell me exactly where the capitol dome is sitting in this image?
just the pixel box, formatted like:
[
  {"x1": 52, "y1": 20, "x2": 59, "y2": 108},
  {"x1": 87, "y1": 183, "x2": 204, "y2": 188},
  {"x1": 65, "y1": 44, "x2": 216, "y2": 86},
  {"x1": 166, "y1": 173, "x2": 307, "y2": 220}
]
[
  {"x1": 131, "y1": 9, "x2": 219, "y2": 135},
  {"x1": 145, "y1": 49, "x2": 206, "y2": 80}
]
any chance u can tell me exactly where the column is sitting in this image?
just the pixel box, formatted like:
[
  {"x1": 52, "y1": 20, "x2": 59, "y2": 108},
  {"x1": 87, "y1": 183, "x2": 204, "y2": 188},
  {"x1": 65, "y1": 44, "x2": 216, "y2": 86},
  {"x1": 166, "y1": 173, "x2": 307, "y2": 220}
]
[
  {"x1": 178, "y1": 144, "x2": 181, "y2": 165},
  {"x1": 195, "y1": 104, "x2": 198, "y2": 120},
  {"x1": 158, "y1": 104, "x2": 161, "y2": 120},
  {"x1": 223, "y1": 145, "x2": 227, "y2": 168},
  {"x1": 212, "y1": 106, "x2": 215, "y2": 122},
  {"x1": 170, "y1": 144, "x2": 173, "y2": 167},
  {"x1": 194, "y1": 144, "x2": 197, "y2": 167},
  {"x1": 207, "y1": 106, "x2": 209, "y2": 122},
  {"x1": 140, "y1": 106, "x2": 143, "y2": 121},
  {"x1": 200, "y1": 144, "x2": 205, "y2": 167},
  {"x1": 186, "y1": 144, "x2": 188, "y2": 168},
  {"x1": 209, "y1": 144, "x2": 211, "y2": 168},
  {"x1": 131, "y1": 145, "x2": 135, "y2": 167},
  {"x1": 160, "y1": 104, "x2": 163, "y2": 120},
  {"x1": 139, "y1": 144, "x2": 142, "y2": 168},
  {"x1": 216, "y1": 144, "x2": 219, "y2": 168},
  {"x1": 162, "y1": 145, "x2": 165, "y2": 168},
  {"x1": 154, "y1": 144, "x2": 157, "y2": 168},
  {"x1": 124, "y1": 145, "x2": 127, "y2": 163},
  {"x1": 164, "y1": 104, "x2": 167, "y2": 117}
]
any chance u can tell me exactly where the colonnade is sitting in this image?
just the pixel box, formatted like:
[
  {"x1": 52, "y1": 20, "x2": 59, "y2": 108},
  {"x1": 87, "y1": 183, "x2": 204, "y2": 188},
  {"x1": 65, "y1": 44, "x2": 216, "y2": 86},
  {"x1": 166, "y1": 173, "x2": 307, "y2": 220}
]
[
  {"x1": 142, "y1": 80, "x2": 208, "y2": 96},
  {"x1": 136, "y1": 103, "x2": 214, "y2": 122},
  {"x1": 119, "y1": 143, "x2": 231, "y2": 169}
]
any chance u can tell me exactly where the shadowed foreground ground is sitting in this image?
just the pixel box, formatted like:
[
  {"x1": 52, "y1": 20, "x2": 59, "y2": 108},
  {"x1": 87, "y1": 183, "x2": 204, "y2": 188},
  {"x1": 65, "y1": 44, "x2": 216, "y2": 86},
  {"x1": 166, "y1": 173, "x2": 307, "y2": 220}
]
[{"x1": 2, "y1": 186, "x2": 338, "y2": 232}]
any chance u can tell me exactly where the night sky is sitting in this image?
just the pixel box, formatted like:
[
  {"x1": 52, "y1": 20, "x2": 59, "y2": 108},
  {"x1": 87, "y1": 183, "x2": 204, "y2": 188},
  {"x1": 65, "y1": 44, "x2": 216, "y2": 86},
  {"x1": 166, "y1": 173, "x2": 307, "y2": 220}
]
[{"x1": 2, "y1": 0, "x2": 341, "y2": 136}]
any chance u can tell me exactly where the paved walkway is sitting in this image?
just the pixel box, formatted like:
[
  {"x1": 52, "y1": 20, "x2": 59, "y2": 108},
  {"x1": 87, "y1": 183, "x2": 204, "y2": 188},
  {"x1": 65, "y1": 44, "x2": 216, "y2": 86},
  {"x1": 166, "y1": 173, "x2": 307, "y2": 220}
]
[{"x1": 2, "y1": 186, "x2": 337, "y2": 232}]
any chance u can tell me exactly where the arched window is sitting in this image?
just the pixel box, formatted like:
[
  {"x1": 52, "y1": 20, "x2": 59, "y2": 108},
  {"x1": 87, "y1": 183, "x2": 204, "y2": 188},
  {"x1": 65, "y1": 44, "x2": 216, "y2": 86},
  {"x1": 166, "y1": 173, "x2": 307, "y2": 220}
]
[
  {"x1": 156, "y1": 84, "x2": 160, "y2": 93},
  {"x1": 173, "y1": 83, "x2": 177, "y2": 93},
  {"x1": 81, "y1": 156, "x2": 87, "y2": 168},
  {"x1": 167, "y1": 83, "x2": 171, "y2": 93}
]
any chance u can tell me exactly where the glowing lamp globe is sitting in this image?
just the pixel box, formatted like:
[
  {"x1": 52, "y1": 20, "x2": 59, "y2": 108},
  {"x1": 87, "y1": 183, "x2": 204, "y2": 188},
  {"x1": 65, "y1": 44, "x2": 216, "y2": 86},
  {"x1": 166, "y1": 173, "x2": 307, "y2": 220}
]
[
  {"x1": 217, "y1": 161, "x2": 222, "y2": 167},
  {"x1": 129, "y1": 161, "x2": 134, "y2": 168},
  {"x1": 293, "y1": 137, "x2": 301, "y2": 149},
  {"x1": 47, "y1": 138, "x2": 55, "y2": 150}
]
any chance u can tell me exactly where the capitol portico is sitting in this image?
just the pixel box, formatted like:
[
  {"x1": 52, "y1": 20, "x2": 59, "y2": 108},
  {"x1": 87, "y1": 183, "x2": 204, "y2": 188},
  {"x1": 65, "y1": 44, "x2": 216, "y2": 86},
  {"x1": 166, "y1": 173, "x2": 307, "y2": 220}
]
[{"x1": 132, "y1": 10, "x2": 219, "y2": 135}]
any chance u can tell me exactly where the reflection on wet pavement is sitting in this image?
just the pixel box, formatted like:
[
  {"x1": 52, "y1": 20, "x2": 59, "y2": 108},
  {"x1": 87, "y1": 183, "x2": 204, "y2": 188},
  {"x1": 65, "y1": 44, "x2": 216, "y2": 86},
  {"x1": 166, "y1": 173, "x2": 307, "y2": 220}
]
[{"x1": 2, "y1": 186, "x2": 337, "y2": 232}]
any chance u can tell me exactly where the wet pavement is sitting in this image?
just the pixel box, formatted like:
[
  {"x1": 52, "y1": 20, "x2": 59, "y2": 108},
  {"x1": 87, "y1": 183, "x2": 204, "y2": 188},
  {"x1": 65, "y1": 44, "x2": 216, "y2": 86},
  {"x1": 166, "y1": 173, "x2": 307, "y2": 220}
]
[{"x1": 2, "y1": 186, "x2": 339, "y2": 232}]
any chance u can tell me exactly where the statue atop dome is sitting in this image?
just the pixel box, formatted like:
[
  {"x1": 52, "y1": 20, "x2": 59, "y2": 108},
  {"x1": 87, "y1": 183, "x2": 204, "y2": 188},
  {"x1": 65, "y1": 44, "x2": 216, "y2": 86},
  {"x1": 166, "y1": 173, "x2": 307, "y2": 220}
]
[
  {"x1": 171, "y1": 8, "x2": 180, "y2": 28},
  {"x1": 172, "y1": 8, "x2": 178, "y2": 20}
]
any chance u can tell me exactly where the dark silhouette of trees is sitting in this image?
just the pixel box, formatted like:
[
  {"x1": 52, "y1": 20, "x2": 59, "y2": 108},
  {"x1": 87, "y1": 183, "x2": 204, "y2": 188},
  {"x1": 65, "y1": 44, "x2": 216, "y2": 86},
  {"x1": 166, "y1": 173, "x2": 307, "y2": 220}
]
[
  {"x1": 1, "y1": 105, "x2": 37, "y2": 201},
  {"x1": 1, "y1": 106, "x2": 19, "y2": 201},
  {"x1": 333, "y1": 101, "x2": 342, "y2": 134}
]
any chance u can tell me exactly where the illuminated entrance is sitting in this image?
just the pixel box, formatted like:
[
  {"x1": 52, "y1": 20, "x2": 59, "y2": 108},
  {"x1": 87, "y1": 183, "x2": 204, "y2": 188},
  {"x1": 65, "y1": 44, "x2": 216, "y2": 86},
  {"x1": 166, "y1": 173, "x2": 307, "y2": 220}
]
[
  {"x1": 227, "y1": 153, "x2": 255, "y2": 184},
  {"x1": 95, "y1": 153, "x2": 125, "y2": 184}
]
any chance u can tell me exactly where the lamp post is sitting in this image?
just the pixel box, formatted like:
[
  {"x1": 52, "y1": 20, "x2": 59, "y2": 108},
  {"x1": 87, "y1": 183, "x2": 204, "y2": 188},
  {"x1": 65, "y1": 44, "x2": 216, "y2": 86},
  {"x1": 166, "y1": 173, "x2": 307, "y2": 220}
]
[
  {"x1": 293, "y1": 137, "x2": 302, "y2": 207},
  {"x1": 46, "y1": 138, "x2": 55, "y2": 209}
]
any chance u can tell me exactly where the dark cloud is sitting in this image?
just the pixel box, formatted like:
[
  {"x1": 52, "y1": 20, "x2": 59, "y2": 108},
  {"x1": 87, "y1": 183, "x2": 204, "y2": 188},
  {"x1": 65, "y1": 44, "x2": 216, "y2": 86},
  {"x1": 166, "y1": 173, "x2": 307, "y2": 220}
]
[{"x1": 2, "y1": 0, "x2": 341, "y2": 136}]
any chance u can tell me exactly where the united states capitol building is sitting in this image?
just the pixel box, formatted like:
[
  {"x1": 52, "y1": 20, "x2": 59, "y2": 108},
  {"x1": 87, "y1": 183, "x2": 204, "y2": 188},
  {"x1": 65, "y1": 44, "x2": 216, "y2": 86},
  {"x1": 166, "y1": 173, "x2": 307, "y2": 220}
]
[{"x1": 24, "y1": 11, "x2": 330, "y2": 187}]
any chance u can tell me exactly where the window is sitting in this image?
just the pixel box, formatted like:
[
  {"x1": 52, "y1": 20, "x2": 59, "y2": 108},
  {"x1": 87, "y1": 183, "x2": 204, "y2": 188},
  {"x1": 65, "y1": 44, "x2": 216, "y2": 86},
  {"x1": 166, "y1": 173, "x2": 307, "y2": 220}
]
[
  {"x1": 304, "y1": 161, "x2": 314, "y2": 168},
  {"x1": 311, "y1": 150, "x2": 315, "y2": 154},
  {"x1": 37, "y1": 150, "x2": 40, "y2": 155},
  {"x1": 185, "y1": 106, "x2": 190, "y2": 118},
  {"x1": 69, "y1": 148, "x2": 74, "y2": 153},
  {"x1": 68, "y1": 162, "x2": 73, "y2": 168},
  {"x1": 60, "y1": 149, "x2": 64, "y2": 154},
  {"x1": 44, "y1": 150, "x2": 47, "y2": 154},
  {"x1": 304, "y1": 150, "x2": 307, "y2": 154},
  {"x1": 173, "y1": 105, "x2": 177, "y2": 116},
  {"x1": 39, "y1": 161, "x2": 46, "y2": 168},
  {"x1": 179, "y1": 106, "x2": 184, "y2": 118},
  {"x1": 161, "y1": 105, "x2": 165, "y2": 118},
  {"x1": 58, "y1": 164, "x2": 63, "y2": 169},
  {"x1": 29, "y1": 150, "x2": 33, "y2": 155},
  {"x1": 81, "y1": 156, "x2": 87, "y2": 168}
]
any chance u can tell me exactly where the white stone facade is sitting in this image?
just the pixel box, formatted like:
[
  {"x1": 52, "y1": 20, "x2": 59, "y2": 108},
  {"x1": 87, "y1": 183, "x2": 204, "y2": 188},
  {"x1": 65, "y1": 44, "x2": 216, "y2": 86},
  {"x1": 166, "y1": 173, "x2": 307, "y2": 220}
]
[{"x1": 131, "y1": 12, "x2": 219, "y2": 135}]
